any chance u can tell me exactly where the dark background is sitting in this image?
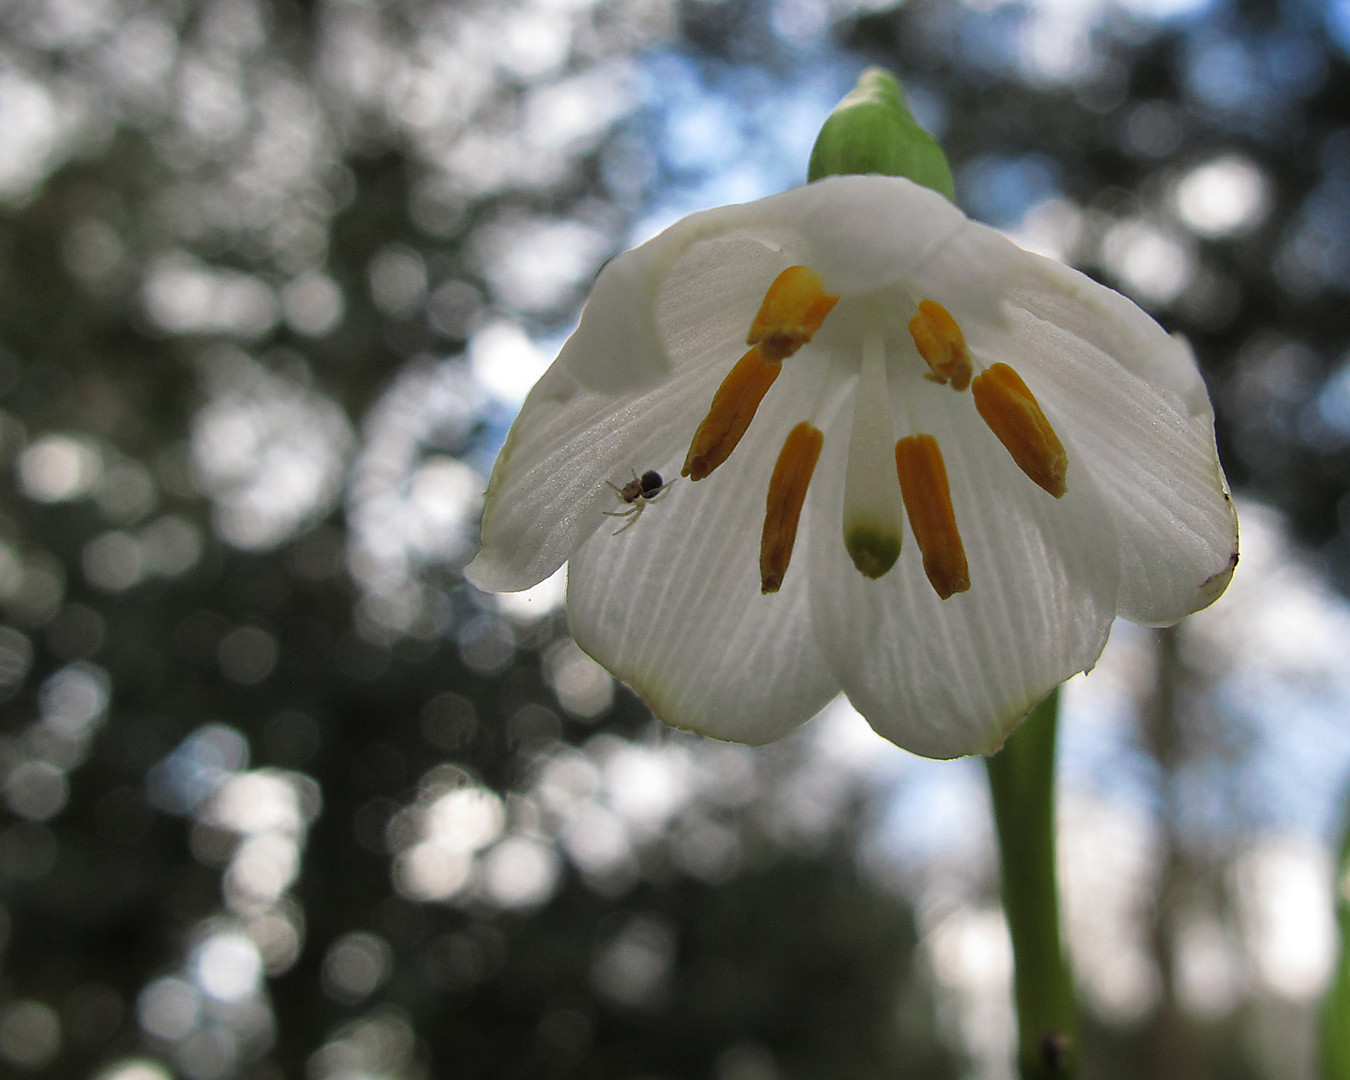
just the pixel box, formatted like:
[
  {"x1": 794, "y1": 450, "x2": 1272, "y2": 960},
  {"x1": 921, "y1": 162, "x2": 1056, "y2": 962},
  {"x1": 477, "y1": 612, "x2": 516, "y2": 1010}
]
[{"x1": 1, "y1": 0, "x2": 1348, "y2": 1077}]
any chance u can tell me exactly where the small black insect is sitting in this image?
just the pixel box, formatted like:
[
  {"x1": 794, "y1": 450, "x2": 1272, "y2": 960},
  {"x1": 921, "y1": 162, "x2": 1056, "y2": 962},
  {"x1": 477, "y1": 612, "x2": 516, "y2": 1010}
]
[{"x1": 605, "y1": 470, "x2": 674, "y2": 534}]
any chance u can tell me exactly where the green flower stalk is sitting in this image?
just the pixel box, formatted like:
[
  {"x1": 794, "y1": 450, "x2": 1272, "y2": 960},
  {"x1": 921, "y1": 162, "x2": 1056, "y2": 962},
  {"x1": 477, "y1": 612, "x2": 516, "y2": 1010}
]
[
  {"x1": 987, "y1": 691, "x2": 1076, "y2": 1079},
  {"x1": 1321, "y1": 792, "x2": 1350, "y2": 1079}
]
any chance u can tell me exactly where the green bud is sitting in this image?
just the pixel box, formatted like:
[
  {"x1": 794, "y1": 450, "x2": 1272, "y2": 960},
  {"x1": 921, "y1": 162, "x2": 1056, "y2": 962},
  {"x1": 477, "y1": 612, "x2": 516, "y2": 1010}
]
[{"x1": 808, "y1": 67, "x2": 956, "y2": 202}]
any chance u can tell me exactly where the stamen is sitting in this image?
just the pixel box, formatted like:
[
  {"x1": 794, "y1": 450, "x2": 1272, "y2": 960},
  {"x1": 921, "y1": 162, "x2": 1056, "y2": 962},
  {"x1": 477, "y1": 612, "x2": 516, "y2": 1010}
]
[
  {"x1": 761, "y1": 421, "x2": 824, "y2": 594},
  {"x1": 895, "y1": 434, "x2": 970, "y2": 600},
  {"x1": 682, "y1": 266, "x2": 838, "y2": 483},
  {"x1": 842, "y1": 316, "x2": 904, "y2": 579},
  {"x1": 682, "y1": 347, "x2": 782, "y2": 481},
  {"x1": 908, "y1": 299, "x2": 972, "y2": 391},
  {"x1": 747, "y1": 266, "x2": 839, "y2": 362},
  {"x1": 971, "y1": 363, "x2": 1067, "y2": 498}
]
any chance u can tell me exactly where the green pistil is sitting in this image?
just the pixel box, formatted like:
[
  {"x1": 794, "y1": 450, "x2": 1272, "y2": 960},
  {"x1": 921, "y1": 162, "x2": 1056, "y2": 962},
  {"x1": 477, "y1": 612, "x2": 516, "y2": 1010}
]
[{"x1": 845, "y1": 525, "x2": 903, "y2": 579}]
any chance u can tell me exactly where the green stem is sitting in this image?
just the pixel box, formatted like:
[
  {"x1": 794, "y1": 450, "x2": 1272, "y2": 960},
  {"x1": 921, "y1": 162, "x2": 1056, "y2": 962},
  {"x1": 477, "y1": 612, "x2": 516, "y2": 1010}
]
[
  {"x1": 1321, "y1": 790, "x2": 1350, "y2": 1079},
  {"x1": 985, "y1": 689, "x2": 1076, "y2": 1079}
]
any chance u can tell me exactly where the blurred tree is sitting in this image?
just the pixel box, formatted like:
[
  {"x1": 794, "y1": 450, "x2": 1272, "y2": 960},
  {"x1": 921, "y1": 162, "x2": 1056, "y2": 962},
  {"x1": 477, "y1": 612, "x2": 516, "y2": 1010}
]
[{"x1": 2, "y1": 0, "x2": 1350, "y2": 1077}]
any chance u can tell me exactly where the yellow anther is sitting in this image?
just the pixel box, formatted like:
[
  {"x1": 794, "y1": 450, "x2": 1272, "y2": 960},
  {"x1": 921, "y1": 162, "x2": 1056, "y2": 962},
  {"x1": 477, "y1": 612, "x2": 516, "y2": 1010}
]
[
  {"x1": 971, "y1": 363, "x2": 1067, "y2": 498},
  {"x1": 761, "y1": 421, "x2": 824, "y2": 594},
  {"x1": 895, "y1": 434, "x2": 970, "y2": 600},
  {"x1": 682, "y1": 347, "x2": 782, "y2": 481},
  {"x1": 682, "y1": 266, "x2": 836, "y2": 483},
  {"x1": 747, "y1": 266, "x2": 839, "y2": 362},
  {"x1": 908, "y1": 299, "x2": 972, "y2": 391}
]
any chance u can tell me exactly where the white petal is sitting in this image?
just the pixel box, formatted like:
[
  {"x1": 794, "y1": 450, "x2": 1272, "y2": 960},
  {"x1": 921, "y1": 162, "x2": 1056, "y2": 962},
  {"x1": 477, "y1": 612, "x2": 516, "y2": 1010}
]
[
  {"x1": 466, "y1": 355, "x2": 732, "y2": 591},
  {"x1": 559, "y1": 218, "x2": 776, "y2": 394},
  {"x1": 560, "y1": 176, "x2": 1018, "y2": 393},
  {"x1": 809, "y1": 385, "x2": 1121, "y2": 759},
  {"x1": 999, "y1": 254, "x2": 1238, "y2": 625},
  {"x1": 565, "y1": 367, "x2": 840, "y2": 744},
  {"x1": 646, "y1": 175, "x2": 1010, "y2": 300},
  {"x1": 747, "y1": 176, "x2": 1017, "y2": 313}
]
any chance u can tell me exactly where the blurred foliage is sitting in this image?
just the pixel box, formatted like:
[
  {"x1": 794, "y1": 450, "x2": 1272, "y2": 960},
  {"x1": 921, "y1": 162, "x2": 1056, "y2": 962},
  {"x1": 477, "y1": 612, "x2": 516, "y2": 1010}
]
[{"x1": 1, "y1": 0, "x2": 1349, "y2": 1078}]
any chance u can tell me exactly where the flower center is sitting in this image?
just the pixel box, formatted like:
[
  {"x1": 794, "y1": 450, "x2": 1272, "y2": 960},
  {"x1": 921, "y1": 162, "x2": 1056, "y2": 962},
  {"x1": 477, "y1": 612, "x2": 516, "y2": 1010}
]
[
  {"x1": 681, "y1": 266, "x2": 838, "y2": 483},
  {"x1": 678, "y1": 265, "x2": 1069, "y2": 597}
]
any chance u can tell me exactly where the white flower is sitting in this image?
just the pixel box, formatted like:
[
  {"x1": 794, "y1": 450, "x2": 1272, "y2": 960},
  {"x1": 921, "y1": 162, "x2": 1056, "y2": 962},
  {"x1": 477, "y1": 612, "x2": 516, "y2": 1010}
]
[{"x1": 466, "y1": 175, "x2": 1238, "y2": 759}]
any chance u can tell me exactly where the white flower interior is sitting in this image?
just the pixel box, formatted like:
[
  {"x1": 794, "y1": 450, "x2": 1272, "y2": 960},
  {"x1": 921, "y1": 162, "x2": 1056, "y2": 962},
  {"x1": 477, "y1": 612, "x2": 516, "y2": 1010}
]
[
  {"x1": 466, "y1": 175, "x2": 1239, "y2": 759},
  {"x1": 664, "y1": 246, "x2": 1069, "y2": 603}
]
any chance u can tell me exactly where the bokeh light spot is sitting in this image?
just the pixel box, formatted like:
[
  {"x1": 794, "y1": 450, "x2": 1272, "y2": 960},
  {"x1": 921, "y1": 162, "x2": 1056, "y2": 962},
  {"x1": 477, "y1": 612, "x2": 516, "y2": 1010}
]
[
  {"x1": 139, "y1": 516, "x2": 203, "y2": 577},
  {"x1": 394, "y1": 843, "x2": 474, "y2": 902},
  {"x1": 426, "y1": 785, "x2": 503, "y2": 848},
  {"x1": 217, "y1": 625, "x2": 279, "y2": 685},
  {"x1": 96, "y1": 1059, "x2": 174, "y2": 1080},
  {"x1": 307, "y1": 1009, "x2": 417, "y2": 1080},
  {"x1": 174, "y1": 1025, "x2": 237, "y2": 1080},
  {"x1": 1100, "y1": 217, "x2": 1193, "y2": 305},
  {"x1": 321, "y1": 932, "x2": 392, "y2": 1004},
  {"x1": 136, "y1": 977, "x2": 201, "y2": 1042},
  {"x1": 0, "y1": 1000, "x2": 61, "y2": 1070},
  {"x1": 1173, "y1": 155, "x2": 1270, "y2": 238},
  {"x1": 368, "y1": 246, "x2": 428, "y2": 318},
  {"x1": 468, "y1": 320, "x2": 551, "y2": 404},
  {"x1": 281, "y1": 271, "x2": 344, "y2": 336},
  {"x1": 18, "y1": 435, "x2": 103, "y2": 503},
  {"x1": 545, "y1": 638, "x2": 613, "y2": 718},
  {"x1": 0, "y1": 628, "x2": 34, "y2": 700},
  {"x1": 480, "y1": 835, "x2": 562, "y2": 909},
  {"x1": 224, "y1": 833, "x2": 300, "y2": 905},
  {"x1": 591, "y1": 914, "x2": 676, "y2": 1008},
  {"x1": 4, "y1": 760, "x2": 69, "y2": 822},
  {"x1": 142, "y1": 254, "x2": 278, "y2": 339},
  {"x1": 82, "y1": 531, "x2": 146, "y2": 592},
  {"x1": 191, "y1": 931, "x2": 263, "y2": 1003},
  {"x1": 494, "y1": 565, "x2": 567, "y2": 623},
  {"x1": 40, "y1": 662, "x2": 110, "y2": 738},
  {"x1": 95, "y1": 461, "x2": 158, "y2": 524}
]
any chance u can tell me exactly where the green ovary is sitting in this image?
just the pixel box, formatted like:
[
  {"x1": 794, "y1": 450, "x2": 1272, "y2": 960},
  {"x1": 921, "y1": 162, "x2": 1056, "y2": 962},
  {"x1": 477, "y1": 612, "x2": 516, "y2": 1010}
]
[{"x1": 845, "y1": 524, "x2": 903, "y2": 579}]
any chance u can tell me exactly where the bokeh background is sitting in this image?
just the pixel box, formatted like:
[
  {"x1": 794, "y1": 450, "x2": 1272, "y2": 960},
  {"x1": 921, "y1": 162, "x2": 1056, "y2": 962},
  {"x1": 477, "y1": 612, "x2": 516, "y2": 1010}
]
[{"x1": 2, "y1": 0, "x2": 1350, "y2": 1077}]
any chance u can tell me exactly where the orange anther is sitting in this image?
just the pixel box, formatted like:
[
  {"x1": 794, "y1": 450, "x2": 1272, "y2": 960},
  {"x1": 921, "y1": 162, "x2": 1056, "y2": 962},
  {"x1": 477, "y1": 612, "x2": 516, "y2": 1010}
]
[
  {"x1": 760, "y1": 421, "x2": 824, "y2": 594},
  {"x1": 971, "y1": 363, "x2": 1067, "y2": 498},
  {"x1": 747, "y1": 266, "x2": 839, "y2": 362},
  {"x1": 682, "y1": 347, "x2": 782, "y2": 481},
  {"x1": 908, "y1": 299, "x2": 972, "y2": 391},
  {"x1": 895, "y1": 434, "x2": 970, "y2": 600}
]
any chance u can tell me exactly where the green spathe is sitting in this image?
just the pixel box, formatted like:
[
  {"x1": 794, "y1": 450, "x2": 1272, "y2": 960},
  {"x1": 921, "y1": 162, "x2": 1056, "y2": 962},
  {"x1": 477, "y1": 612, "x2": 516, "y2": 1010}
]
[{"x1": 808, "y1": 67, "x2": 956, "y2": 202}]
